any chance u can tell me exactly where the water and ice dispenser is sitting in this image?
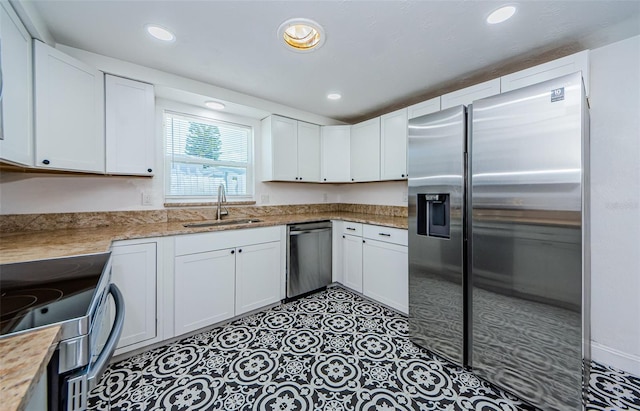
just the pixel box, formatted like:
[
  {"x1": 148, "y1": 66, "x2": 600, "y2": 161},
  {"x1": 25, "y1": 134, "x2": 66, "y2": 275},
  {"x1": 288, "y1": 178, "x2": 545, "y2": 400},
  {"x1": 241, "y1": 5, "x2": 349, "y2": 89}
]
[{"x1": 417, "y1": 193, "x2": 450, "y2": 239}]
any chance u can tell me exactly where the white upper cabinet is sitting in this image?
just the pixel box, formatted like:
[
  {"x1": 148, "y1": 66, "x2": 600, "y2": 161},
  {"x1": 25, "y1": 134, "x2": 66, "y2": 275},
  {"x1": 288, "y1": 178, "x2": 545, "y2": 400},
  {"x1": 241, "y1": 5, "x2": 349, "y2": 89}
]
[
  {"x1": 296, "y1": 121, "x2": 321, "y2": 182},
  {"x1": 408, "y1": 97, "x2": 441, "y2": 120},
  {"x1": 380, "y1": 108, "x2": 408, "y2": 180},
  {"x1": 501, "y1": 50, "x2": 590, "y2": 96},
  {"x1": 320, "y1": 125, "x2": 350, "y2": 182},
  {"x1": 0, "y1": 2, "x2": 33, "y2": 166},
  {"x1": 441, "y1": 78, "x2": 501, "y2": 109},
  {"x1": 262, "y1": 115, "x2": 320, "y2": 182},
  {"x1": 350, "y1": 117, "x2": 380, "y2": 182},
  {"x1": 34, "y1": 41, "x2": 105, "y2": 173},
  {"x1": 105, "y1": 75, "x2": 155, "y2": 176}
]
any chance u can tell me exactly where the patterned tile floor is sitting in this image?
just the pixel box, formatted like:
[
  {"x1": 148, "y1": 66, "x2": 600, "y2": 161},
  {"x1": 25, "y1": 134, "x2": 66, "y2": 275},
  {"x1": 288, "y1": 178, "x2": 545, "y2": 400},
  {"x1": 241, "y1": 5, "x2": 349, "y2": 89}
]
[{"x1": 89, "y1": 287, "x2": 640, "y2": 411}]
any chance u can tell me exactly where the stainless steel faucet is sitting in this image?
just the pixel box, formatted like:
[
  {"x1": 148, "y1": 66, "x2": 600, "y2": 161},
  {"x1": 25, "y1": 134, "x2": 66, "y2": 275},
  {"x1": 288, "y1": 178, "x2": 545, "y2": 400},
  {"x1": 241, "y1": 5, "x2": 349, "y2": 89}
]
[{"x1": 216, "y1": 184, "x2": 228, "y2": 221}]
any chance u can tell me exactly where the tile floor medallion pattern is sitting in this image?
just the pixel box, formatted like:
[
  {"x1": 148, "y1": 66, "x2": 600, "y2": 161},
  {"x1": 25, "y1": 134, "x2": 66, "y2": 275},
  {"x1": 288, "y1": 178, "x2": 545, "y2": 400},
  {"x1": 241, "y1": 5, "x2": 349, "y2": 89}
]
[{"x1": 89, "y1": 287, "x2": 640, "y2": 411}]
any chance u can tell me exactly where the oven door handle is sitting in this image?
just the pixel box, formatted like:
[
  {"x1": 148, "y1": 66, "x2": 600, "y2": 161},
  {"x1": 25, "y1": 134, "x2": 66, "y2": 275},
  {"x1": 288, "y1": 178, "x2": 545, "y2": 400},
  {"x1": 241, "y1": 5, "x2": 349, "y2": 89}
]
[{"x1": 87, "y1": 283, "x2": 125, "y2": 390}]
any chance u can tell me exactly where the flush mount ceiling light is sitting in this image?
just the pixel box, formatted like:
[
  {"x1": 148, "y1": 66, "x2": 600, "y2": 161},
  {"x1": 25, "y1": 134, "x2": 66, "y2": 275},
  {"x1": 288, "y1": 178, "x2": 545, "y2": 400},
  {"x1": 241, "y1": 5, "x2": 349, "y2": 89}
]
[
  {"x1": 145, "y1": 24, "x2": 175, "y2": 42},
  {"x1": 486, "y1": 5, "x2": 517, "y2": 24},
  {"x1": 327, "y1": 93, "x2": 342, "y2": 100},
  {"x1": 277, "y1": 18, "x2": 325, "y2": 52},
  {"x1": 205, "y1": 101, "x2": 225, "y2": 110}
]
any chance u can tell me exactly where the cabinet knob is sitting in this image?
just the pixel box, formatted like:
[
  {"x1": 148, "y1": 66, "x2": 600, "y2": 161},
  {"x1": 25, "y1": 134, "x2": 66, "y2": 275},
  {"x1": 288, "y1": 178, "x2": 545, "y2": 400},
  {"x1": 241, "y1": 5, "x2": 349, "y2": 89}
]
[
  {"x1": 238, "y1": 249, "x2": 242, "y2": 253},
  {"x1": 148, "y1": 168, "x2": 153, "y2": 173},
  {"x1": 401, "y1": 174, "x2": 405, "y2": 178},
  {"x1": 299, "y1": 177, "x2": 302, "y2": 180},
  {"x1": 295, "y1": 177, "x2": 299, "y2": 180},
  {"x1": 42, "y1": 159, "x2": 50, "y2": 165},
  {"x1": 231, "y1": 250, "x2": 235, "y2": 254},
  {"x1": 324, "y1": 178, "x2": 327, "y2": 181},
  {"x1": 351, "y1": 178, "x2": 354, "y2": 182},
  {"x1": 363, "y1": 240, "x2": 366, "y2": 243},
  {"x1": 342, "y1": 235, "x2": 345, "y2": 239}
]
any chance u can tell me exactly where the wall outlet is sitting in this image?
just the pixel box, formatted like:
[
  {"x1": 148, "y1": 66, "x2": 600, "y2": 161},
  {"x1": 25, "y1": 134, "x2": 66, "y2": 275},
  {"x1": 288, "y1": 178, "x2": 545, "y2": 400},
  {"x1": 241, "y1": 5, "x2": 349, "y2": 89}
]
[
  {"x1": 141, "y1": 192, "x2": 153, "y2": 206},
  {"x1": 322, "y1": 193, "x2": 328, "y2": 203},
  {"x1": 261, "y1": 194, "x2": 270, "y2": 204},
  {"x1": 402, "y1": 190, "x2": 408, "y2": 203}
]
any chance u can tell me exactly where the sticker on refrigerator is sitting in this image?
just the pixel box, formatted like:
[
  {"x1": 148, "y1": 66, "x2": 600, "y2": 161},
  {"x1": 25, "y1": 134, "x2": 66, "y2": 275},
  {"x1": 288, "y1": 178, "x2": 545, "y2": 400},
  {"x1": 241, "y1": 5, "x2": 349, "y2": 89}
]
[{"x1": 551, "y1": 87, "x2": 565, "y2": 102}]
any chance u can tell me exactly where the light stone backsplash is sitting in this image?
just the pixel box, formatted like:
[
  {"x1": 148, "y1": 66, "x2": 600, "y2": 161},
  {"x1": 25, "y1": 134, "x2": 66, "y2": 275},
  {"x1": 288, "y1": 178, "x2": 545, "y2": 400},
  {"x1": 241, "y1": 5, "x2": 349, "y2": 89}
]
[{"x1": 0, "y1": 204, "x2": 407, "y2": 233}]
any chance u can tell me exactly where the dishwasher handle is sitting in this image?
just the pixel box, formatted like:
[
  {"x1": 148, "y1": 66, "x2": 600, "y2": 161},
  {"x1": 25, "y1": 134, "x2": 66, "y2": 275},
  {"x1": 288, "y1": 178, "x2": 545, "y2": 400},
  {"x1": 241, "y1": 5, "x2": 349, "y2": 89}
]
[{"x1": 289, "y1": 227, "x2": 332, "y2": 236}]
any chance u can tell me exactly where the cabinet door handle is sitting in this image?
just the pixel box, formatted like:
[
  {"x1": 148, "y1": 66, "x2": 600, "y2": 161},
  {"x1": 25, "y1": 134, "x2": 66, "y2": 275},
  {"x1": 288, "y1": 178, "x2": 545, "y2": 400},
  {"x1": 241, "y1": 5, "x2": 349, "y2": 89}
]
[
  {"x1": 42, "y1": 159, "x2": 50, "y2": 165},
  {"x1": 378, "y1": 233, "x2": 391, "y2": 237},
  {"x1": 363, "y1": 240, "x2": 366, "y2": 243},
  {"x1": 231, "y1": 250, "x2": 235, "y2": 254},
  {"x1": 324, "y1": 178, "x2": 327, "y2": 181},
  {"x1": 401, "y1": 174, "x2": 405, "y2": 178},
  {"x1": 238, "y1": 249, "x2": 242, "y2": 253},
  {"x1": 148, "y1": 168, "x2": 153, "y2": 173},
  {"x1": 342, "y1": 235, "x2": 345, "y2": 239},
  {"x1": 346, "y1": 227, "x2": 356, "y2": 231}
]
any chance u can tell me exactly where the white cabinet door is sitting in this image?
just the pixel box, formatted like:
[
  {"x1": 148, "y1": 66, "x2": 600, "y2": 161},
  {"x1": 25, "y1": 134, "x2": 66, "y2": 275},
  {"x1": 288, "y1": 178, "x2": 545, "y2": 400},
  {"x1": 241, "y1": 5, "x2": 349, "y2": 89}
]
[
  {"x1": 441, "y1": 79, "x2": 501, "y2": 109},
  {"x1": 0, "y1": 2, "x2": 32, "y2": 166},
  {"x1": 363, "y1": 238, "x2": 408, "y2": 314},
  {"x1": 342, "y1": 234, "x2": 363, "y2": 292},
  {"x1": 321, "y1": 125, "x2": 350, "y2": 182},
  {"x1": 408, "y1": 97, "x2": 440, "y2": 120},
  {"x1": 380, "y1": 108, "x2": 408, "y2": 180},
  {"x1": 350, "y1": 117, "x2": 380, "y2": 182},
  {"x1": 174, "y1": 249, "x2": 235, "y2": 335},
  {"x1": 501, "y1": 51, "x2": 589, "y2": 95},
  {"x1": 110, "y1": 242, "x2": 157, "y2": 348},
  {"x1": 235, "y1": 241, "x2": 281, "y2": 315},
  {"x1": 297, "y1": 121, "x2": 320, "y2": 182},
  {"x1": 105, "y1": 75, "x2": 155, "y2": 175},
  {"x1": 262, "y1": 115, "x2": 298, "y2": 181},
  {"x1": 34, "y1": 41, "x2": 104, "y2": 173}
]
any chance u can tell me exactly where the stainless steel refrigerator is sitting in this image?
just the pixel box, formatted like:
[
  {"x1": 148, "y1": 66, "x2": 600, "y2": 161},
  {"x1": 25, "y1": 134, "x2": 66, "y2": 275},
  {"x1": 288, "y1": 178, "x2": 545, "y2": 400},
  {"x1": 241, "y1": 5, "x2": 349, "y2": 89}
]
[{"x1": 408, "y1": 72, "x2": 590, "y2": 411}]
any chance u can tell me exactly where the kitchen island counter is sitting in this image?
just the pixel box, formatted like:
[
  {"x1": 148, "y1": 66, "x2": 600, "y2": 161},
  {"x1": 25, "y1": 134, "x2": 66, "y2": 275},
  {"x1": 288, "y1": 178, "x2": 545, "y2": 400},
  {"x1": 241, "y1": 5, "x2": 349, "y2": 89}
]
[{"x1": 0, "y1": 326, "x2": 61, "y2": 411}]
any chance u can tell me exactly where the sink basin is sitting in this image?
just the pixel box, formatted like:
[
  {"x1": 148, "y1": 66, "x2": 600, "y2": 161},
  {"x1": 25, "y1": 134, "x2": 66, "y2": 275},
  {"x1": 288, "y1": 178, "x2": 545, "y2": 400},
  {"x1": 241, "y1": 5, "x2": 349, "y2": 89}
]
[{"x1": 183, "y1": 219, "x2": 262, "y2": 228}]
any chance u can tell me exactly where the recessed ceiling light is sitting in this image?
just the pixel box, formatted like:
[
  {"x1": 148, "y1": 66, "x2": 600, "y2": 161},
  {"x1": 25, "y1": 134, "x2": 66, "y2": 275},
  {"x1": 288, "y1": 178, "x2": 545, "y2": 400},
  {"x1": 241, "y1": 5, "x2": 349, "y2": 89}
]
[
  {"x1": 146, "y1": 24, "x2": 175, "y2": 42},
  {"x1": 327, "y1": 93, "x2": 342, "y2": 100},
  {"x1": 486, "y1": 6, "x2": 517, "y2": 24},
  {"x1": 205, "y1": 101, "x2": 225, "y2": 110},
  {"x1": 277, "y1": 18, "x2": 326, "y2": 52}
]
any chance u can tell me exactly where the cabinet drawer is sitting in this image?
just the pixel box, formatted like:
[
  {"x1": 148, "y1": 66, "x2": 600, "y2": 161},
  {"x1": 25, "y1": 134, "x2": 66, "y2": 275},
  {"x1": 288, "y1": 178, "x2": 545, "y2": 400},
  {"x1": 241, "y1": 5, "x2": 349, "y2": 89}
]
[
  {"x1": 363, "y1": 225, "x2": 408, "y2": 246},
  {"x1": 342, "y1": 222, "x2": 363, "y2": 236},
  {"x1": 175, "y1": 226, "x2": 281, "y2": 256}
]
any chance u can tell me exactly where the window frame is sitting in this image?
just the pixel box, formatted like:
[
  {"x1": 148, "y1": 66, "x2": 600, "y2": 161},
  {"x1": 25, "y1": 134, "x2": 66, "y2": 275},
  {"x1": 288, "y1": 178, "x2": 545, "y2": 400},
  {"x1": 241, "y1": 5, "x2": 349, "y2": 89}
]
[{"x1": 161, "y1": 103, "x2": 255, "y2": 203}]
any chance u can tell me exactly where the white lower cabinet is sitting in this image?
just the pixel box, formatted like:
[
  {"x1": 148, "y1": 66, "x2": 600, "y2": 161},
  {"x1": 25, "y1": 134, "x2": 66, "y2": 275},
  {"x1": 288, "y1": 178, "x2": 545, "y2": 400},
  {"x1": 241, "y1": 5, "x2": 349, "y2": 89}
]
[
  {"x1": 174, "y1": 249, "x2": 236, "y2": 335},
  {"x1": 173, "y1": 226, "x2": 283, "y2": 337},
  {"x1": 109, "y1": 240, "x2": 159, "y2": 355},
  {"x1": 338, "y1": 222, "x2": 408, "y2": 314},
  {"x1": 342, "y1": 234, "x2": 364, "y2": 293},
  {"x1": 363, "y1": 239, "x2": 408, "y2": 314},
  {"x1": 235, "y1": 242, "x2": 281, "y2": 315}
]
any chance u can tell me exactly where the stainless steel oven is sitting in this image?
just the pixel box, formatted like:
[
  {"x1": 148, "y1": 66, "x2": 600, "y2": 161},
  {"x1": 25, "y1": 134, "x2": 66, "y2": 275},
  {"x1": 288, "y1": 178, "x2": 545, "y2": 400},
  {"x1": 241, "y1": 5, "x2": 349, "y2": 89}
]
[{"x1": 0, "y1": 253, "x2": 125, "y2": 411}]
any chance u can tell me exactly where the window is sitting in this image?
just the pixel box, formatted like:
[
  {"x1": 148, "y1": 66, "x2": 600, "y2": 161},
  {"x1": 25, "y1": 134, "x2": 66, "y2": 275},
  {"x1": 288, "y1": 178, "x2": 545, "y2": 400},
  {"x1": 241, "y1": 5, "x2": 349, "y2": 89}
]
[{"x1": 165, "y1": 111, "x2": 253, "y2": 200}]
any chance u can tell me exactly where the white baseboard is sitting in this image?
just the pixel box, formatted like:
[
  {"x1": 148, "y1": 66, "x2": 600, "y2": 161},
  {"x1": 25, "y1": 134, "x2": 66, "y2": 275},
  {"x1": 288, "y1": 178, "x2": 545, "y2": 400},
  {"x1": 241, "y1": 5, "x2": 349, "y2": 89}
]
[{"x1": 591, "y1": 341, "x2": 640, "y2": 376}]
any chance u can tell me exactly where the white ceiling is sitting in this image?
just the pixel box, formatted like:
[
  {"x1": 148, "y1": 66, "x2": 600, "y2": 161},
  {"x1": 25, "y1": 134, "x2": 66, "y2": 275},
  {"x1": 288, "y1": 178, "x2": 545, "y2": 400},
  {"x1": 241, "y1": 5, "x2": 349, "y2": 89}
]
[{"x1": 24, "y1": 0, "x2": 640, "y2": 123}]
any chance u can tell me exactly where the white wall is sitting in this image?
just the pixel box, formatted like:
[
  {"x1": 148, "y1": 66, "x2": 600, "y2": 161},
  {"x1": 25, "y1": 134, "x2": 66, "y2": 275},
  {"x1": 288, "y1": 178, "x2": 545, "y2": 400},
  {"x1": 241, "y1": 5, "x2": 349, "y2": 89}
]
[{"x1": 589, "y1": 35, "x2": 640, "y2": 375}]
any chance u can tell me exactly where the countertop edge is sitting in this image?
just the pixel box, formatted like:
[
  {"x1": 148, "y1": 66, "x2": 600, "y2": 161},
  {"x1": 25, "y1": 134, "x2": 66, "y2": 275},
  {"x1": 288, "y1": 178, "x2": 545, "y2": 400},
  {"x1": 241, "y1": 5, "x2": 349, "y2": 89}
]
[{"x1": 0, "y1": 325, "x2": 61, "y2": 411}]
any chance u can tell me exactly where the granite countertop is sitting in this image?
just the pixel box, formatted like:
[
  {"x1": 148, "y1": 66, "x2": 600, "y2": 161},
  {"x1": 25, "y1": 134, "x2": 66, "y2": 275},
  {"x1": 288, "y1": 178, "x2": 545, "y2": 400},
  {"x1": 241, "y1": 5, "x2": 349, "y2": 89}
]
[
  {"x1": 0, "y1": 211, "x2": 406, "y2": 409},
  {"x1": 0, "y1": 212, "x2": 407, "y2": 264},
  {"x1": 0, "y1": 326, "x2": 61, "y2": 411}
]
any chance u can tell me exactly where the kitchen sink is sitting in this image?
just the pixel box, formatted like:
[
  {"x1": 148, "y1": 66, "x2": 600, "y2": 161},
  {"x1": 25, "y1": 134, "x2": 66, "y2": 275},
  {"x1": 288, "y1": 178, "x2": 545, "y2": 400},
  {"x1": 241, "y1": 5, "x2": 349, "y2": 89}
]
[{"x1": 183, "y1": 219, "x2": 262, "y2": 228}]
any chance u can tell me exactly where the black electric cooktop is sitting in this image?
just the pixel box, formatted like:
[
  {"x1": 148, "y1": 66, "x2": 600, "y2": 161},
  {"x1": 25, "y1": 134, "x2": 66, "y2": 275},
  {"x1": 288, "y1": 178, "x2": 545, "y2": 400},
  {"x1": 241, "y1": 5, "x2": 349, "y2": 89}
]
[{"x1": 0, "y1": 253, "x2": 111, "y2": 336}]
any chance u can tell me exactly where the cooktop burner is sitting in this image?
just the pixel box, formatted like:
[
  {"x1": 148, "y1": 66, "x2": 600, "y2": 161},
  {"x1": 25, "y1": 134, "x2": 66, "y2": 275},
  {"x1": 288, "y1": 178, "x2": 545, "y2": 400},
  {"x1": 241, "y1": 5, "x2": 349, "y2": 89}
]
[{"x1": 0, "y1": 253, "x2": 111, "y2": 336}]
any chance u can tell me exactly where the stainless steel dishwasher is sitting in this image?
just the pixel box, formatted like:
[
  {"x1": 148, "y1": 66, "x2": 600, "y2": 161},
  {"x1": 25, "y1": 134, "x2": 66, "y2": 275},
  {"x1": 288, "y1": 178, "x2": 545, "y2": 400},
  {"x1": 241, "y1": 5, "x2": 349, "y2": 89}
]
[{"x1": 287, "y1": 221, "x2": 332, "y2": 300}]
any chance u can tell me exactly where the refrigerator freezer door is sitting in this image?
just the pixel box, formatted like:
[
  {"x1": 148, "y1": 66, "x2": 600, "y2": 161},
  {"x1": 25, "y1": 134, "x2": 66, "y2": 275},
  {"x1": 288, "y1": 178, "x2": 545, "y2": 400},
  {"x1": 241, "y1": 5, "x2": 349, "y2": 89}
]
[
  {"x1": 470, "y1": 72, "x2": 586, "y2": 411},
  {"x1": 408, "y1": 105, "x2": 466, "y2": 366}
]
